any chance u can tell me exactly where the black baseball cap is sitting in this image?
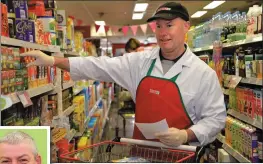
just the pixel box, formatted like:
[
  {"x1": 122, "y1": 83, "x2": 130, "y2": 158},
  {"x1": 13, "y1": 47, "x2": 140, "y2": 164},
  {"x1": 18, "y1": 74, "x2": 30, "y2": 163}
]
[{"x1": 147, "y1": 2, "x2": 189, "y2": 22}]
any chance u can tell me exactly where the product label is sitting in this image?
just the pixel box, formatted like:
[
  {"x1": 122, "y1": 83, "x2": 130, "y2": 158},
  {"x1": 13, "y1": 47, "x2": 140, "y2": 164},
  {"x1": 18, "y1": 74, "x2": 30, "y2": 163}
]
[
  {"x1": 15, "y1": 19, "x2": 28, "y2": 41},
  {"x1": 27, "y1": 21, "x2": 35, "y2": 43},
  {"x1": 35, "y1": 19, "x2": 44, "y2": 44}
]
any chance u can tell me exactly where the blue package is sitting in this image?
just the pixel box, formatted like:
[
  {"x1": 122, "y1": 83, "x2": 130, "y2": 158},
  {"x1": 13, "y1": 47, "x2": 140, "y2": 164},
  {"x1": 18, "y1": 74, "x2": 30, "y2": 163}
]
[
  {"x1": 15, "y1": 19, "x2": 28, "y2": 41},
  {"x1": 13, "y1": 0, "x2": 28, "y2": 19},
  {"x1": 27, "y1": 20, "x2": 35, "y2": 43}
]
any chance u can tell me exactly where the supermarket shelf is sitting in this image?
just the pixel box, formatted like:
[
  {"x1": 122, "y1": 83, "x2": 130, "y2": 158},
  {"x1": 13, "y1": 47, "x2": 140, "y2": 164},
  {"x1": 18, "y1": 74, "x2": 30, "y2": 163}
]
[
  {"x1": 62, "y1": 81, "x2": 75, "y2": 90},
  {"x1": 75, "y1": 98, "x2": 102, "y2": 137},
  {"x1": 192, "y1": 34, "x2": 262, "y2": 53},
  {"x1": 63, "y1": 51, "x2": 80, "y2": 56},
  {"x1": 53, "y1": 115, "x2": 59, "y2": 119},
  {"x1": 216, "y1": 133, "x2": 225, "y2": 144},
  {"x1": 240, "y1": 77, "x2": 263, "y2": 86},
  {"x1": 223, "y1": 34, "x2": 262, "y2": 48},
  {"x1": 1, "y1": 36, "x2": 60, "y2": 52},
  {"x1": 63, "y1": 105, "x2": 76, "y2": 116},
  {"x1": 222, "y1": 143, "x2": 251, "y2": 163},
  {"x1": 192, "y1": 45, "x2": 213, "y2": 53},
  {"x1": 5, "y1": 84, "x2": 55, "y2": 107},
  {"x1": 227, "y1": 109, "x2": 262, "y2": 129},
  {"x1": 89, "y1": 99, "x2": 101, "y2": 116},
  {"x1": 73, "y1": 87, "x2": 85, "y2": 96}
]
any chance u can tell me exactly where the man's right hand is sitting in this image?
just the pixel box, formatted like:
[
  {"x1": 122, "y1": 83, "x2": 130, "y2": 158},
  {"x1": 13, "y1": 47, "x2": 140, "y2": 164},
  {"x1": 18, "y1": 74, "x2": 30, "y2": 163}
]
[{"x1": 20, "y1": 50, "x2": 55, "y2": 67}]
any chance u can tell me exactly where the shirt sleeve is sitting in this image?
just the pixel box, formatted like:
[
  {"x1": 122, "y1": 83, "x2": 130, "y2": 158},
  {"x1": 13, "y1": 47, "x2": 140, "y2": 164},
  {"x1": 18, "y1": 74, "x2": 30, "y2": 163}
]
[
  {"x1": 68, "y1": 53, "x2": 140, "y2": 93},
  {"x1": 189, "y1": 70, "x2": 227, "y2": 146}
]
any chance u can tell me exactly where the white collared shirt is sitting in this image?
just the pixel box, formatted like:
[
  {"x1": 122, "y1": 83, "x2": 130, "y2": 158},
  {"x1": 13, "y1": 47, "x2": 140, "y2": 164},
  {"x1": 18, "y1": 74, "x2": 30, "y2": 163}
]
[{"x1": 69, "y1": 46, "x2": 227, "y2": 146}]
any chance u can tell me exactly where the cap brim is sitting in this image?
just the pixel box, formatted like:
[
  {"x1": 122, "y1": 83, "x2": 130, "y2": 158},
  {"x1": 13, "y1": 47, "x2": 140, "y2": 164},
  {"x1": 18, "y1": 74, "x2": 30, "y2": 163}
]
[{"x1": 147, "y1": 13, "x2": 178, "y2": 22}]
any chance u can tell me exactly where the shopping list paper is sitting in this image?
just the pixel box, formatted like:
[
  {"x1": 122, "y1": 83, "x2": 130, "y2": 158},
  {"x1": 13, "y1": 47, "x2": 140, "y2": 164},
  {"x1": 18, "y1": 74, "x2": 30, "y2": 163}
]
[{"x1": 135, "y1": 119, "x2": 169, "y2": 139}]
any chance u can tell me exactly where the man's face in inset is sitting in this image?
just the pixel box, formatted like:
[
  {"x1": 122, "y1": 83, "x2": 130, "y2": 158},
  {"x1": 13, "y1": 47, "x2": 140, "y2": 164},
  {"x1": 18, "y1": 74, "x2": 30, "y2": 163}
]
[{"x1": 0, "y1": 142, "x2": 41, "y2": 164}]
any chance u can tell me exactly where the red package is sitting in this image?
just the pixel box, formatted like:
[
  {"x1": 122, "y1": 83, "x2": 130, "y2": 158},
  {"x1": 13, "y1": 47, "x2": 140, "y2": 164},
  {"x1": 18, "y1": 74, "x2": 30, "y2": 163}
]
[
  {"x1": 63, "y1": 71, "x2": 71, "y2": 81},
  {"x1": 1, "y1": 3, "x2": 8, "y2": 37},
  {"x1": 28, "y1": 1, "x2": 45, "y2": 17}
]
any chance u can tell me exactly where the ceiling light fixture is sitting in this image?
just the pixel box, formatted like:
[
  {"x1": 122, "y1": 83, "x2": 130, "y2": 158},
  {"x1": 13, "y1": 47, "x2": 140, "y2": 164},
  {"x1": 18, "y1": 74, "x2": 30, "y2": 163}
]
[
  {"x1": 95, "y1": 21, "x2": 105, "y2": 25},
  {"x1": 132, "y1": 13, "x2": 144, "y2": 20},
  {"x1": 134, "y1": 3, "x2": 148, "y2": 12},
  {"x1": 191, "y1": 11, "x2": 207, "y2": 18},
  {"x1": 203, "y1": 1, "x2": 225, "y2": 9}
]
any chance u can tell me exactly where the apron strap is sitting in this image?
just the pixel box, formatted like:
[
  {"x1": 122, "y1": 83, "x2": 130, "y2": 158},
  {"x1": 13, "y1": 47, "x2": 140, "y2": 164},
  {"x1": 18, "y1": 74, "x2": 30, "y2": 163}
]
[
  {"x1": 147, "y1": 59, "x2": 156, "y2": 76},
  {"x1": 147, "y1": 58, "x2": 180, "y2": 82},
  {"x1": 170, "y1": 73, "x2": 180, "y2": 82}
]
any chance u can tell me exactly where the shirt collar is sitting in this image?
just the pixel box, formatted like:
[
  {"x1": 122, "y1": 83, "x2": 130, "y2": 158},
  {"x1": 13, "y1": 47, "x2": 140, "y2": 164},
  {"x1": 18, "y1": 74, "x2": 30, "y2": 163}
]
[
  {"x1": 159, "y1": 44, "x2": 187, "y2": 63},
  {"x1": 151, "y1": 44, "x2": 193, "y2": 68}
]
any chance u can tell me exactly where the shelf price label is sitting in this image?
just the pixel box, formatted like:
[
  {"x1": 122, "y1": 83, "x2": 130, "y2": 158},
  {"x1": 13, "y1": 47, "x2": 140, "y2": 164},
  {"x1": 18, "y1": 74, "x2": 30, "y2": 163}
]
[
  {"x1": 17, "y1": 91, "x2": 33, "y2": 108},
  {"x1": 228, "y1": 76, "x2": 242, "y2": 89}
]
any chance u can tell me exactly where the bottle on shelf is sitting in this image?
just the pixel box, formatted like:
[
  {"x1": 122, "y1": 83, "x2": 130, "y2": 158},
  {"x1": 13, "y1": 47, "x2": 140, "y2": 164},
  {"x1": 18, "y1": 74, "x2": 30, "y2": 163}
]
[
  {"x1": 257, "y1": 6, "x2": 262, "y2": 34},
  {"x1": 244, "y1": 47, "x2": 254, "y2": 78},
  {"x1": 251, "y1": 5, "x2": 260, "y2": 35}
]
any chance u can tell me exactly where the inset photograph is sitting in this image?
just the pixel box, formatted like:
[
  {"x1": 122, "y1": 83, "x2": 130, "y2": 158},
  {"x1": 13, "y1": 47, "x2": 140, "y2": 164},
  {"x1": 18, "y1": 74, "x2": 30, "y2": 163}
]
[{"x1": 0, "y1": 126, "x2": 50, "y2": 164}]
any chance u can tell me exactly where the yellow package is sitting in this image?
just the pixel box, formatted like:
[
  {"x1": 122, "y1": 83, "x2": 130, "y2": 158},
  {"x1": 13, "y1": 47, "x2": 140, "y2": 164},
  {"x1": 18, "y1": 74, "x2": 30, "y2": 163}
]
[
  {"x1": 77, "y1": 137, "x2": 91, "y2": 161},
  {"x1": 73, "y1": 96, "x2": 85, "y2": 132},
  {"x1": 74, "y1": 31, "x2": 84, "y2": 52},
  {"x1": 66, "y1": 17, "x2": 75, "y2": 51}
]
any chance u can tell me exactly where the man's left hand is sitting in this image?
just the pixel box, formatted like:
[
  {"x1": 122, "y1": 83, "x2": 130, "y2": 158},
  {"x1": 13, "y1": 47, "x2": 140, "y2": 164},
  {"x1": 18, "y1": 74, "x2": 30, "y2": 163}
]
[{"x1": 155, "y1": 128, "x2": 188, "y2": 147}]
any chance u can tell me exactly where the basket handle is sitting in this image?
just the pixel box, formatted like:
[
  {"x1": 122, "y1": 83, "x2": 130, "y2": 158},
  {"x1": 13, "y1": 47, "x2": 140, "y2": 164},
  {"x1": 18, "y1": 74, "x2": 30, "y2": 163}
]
[{"x1": 120, "y1": 138, "x2": 197, "y2": 152}]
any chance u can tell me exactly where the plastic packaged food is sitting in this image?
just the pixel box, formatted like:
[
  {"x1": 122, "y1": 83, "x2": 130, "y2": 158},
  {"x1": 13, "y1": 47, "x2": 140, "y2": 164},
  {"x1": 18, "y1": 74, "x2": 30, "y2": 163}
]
[{"x1": 112, "y1": 157, "x2": 149, "y2": 163}]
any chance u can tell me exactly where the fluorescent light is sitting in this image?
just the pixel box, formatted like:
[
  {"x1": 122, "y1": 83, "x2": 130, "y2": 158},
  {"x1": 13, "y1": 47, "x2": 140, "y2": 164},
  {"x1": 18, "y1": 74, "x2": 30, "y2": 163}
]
[
  {"x1": 203, "y1": 1, "x2": 225, "y2": 9},
  {"x1": 191, "y1": 11, "x2": 207, "y2": 18},
  {"x1": 95, "y1": 21, "x2": 105, "y2": 25},
  {"x1": 134, "y1": 3, "x2": 148, "y2": 12},
  {"x1": 132, "y1": 13, "x2": 144, "y2": 20}
]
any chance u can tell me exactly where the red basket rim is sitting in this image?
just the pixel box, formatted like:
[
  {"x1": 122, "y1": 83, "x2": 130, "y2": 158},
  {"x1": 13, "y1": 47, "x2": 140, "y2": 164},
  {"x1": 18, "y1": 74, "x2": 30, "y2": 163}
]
[{"x1": 59, "y1": 140, "x2": 195, "y2": 162}]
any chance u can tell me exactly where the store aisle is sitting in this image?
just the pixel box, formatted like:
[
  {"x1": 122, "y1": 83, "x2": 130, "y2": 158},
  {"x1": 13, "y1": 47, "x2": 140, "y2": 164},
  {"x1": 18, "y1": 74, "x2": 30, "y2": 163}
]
[{"x1": 102, "y1": 101, "x2": 135, "y2": 141}]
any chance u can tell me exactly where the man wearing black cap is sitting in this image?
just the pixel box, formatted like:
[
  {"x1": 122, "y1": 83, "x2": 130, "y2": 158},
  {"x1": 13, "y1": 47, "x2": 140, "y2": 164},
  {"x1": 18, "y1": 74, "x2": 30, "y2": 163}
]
[{"x1": 21, "y1": 2, "x2": 226, "y2": 148}]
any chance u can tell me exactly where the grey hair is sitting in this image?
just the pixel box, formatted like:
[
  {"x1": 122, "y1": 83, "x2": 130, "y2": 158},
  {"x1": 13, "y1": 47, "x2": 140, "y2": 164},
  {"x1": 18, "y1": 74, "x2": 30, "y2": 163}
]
[{"x1": 0, "y1": 131, "x2": 39, "y2": 157}]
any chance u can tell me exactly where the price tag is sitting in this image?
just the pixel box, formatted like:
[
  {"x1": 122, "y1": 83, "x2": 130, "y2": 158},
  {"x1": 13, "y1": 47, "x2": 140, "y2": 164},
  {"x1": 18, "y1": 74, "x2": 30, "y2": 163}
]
[
  {"x1": 256, "y1": 78, "x2": 262, "y2": 85},
  {"x1": 17, "y1": 91, "x2": 33, "y2": 108},
  {"x1": 195, "y1": 48, "x2": 201, "y2": 52},
  {"x1": 52, "y1": 128, "x2": 67, "y2": 143},
  {"x1": 9, "y1": 93, "x2": 19, "y2": 103},
  {"x1": 225, "y1": 75, "x2": 232, "y2": 88},
  {"x1": 229, "y1": 76, "x2": 242, "y2": 89}
]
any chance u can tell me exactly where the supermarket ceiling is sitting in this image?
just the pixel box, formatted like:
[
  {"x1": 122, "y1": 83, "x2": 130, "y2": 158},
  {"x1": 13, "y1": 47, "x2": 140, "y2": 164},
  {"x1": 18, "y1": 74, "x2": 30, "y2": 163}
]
[{"x1": 56, "y1": 0, "x2": 260, "y2": 26}]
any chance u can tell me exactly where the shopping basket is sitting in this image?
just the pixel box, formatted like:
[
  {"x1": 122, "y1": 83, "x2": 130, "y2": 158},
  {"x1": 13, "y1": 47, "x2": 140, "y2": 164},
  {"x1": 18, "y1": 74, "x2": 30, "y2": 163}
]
[{"x1": 60, "y1": 138, "x2": 197, "y2": 163}]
